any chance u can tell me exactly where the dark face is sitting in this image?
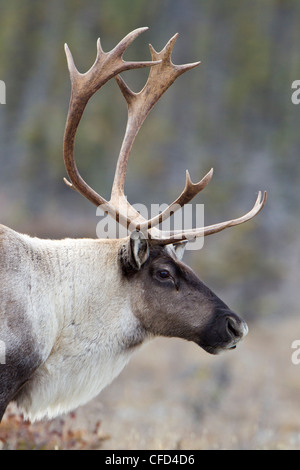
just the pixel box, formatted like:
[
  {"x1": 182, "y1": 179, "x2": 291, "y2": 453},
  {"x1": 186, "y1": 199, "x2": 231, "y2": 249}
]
[{"x1": 120, "y1": 235, "x2": 248, "y2": 355}]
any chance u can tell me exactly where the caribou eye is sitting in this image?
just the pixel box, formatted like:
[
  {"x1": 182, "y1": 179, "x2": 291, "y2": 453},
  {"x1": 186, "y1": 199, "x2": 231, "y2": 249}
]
[
  {"x1": 158, "y1": 270, "x2": 170, "y2": 279},
  {"x1": 154, "y1": 269, "x2": 178, "y2": 289}
]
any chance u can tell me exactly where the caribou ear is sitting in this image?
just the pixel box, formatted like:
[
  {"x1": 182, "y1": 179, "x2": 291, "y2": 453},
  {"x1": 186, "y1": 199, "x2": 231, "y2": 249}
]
[
  {"x1": 119, "y1": 231, "x2": 150, "y2": 275},
  {"x1": 172, "y1": 241, "x2": 188, "y2": 261},
  {"x1": 130, "y1": 231, "x2": 150, "y2": 269}
]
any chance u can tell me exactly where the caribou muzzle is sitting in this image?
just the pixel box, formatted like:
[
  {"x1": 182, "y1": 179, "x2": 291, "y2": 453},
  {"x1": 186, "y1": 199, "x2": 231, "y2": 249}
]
[{"x1": 199, "y1": 311, "x2": 248, "y2": 355}]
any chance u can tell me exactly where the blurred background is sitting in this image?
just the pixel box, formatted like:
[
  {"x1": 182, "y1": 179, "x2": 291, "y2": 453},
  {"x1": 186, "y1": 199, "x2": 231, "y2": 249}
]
[{"x1": 0, "y1": 0, "x2": 300, "y2": 450}]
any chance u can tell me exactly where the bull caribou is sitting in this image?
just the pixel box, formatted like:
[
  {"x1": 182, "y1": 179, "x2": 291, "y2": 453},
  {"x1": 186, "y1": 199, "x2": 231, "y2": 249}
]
[{"x1": 0, "y1": 28, "x2": 266, "y2": 422}]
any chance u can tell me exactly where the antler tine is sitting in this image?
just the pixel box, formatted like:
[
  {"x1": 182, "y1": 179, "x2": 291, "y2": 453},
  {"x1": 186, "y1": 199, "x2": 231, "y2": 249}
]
[
  {"x1": 65, "y1": 27, "x2": 160, "y2": 92},
  {"x1": 137, "y1": 168, "x2": 214, "y2": 231},
  {"x1": 110, "y1": 27, "x2": 152, "y2": 62},
  {"x1": 151, "y1": 191, "x2": 267, "y2": 245},
  {"x1": 63, "y1": 28, "x2": 161, "y2": 220},
  {"x1": 110, "y1": 33, "x2": 201, "y2": 205}
]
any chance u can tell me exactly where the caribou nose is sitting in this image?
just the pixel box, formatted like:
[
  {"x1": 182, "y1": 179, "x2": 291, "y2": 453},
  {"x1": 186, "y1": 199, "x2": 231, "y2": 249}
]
[{"x1": 225, "y1": 314, "x2": 248, "y2": 346}]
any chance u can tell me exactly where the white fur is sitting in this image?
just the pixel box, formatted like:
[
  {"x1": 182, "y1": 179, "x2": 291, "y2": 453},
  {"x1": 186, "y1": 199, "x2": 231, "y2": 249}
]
[{"x1": 2, "y1": 231, "x2": 147, "y2": 421}]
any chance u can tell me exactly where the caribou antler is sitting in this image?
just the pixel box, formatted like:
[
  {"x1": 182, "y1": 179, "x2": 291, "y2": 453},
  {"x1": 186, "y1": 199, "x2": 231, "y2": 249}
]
[
  {"x1": 150, "y1": 190, "x2": 267, "y2": 244},
  {"x1": 63, "y1": 27, "x2": 161, "y2": 225},
  {"x1": 63, "y1": 28, "x2": 266, "y2": 244}
]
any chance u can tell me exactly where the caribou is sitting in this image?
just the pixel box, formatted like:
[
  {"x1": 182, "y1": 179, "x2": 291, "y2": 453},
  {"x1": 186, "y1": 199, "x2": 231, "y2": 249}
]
[{"x1": 0, "y1": 28, "x2": 266, "y2": 422}]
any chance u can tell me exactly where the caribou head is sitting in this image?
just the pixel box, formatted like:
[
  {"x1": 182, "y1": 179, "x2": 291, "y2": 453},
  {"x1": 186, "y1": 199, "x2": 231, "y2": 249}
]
[{"x1": 63, "y1": 27, "x2": 264, "y2": 353}]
